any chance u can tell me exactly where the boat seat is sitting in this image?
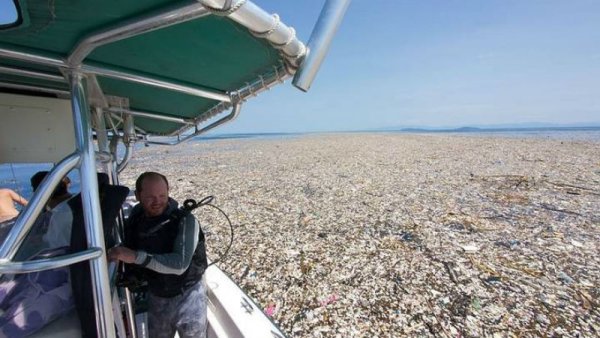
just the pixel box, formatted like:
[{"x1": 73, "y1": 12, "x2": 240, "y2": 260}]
[
  {"x1": 69, "y1": 173, "x2": 130, "y2": 337},
  {"x1": 0, "y1": 247, "x2": 74, "y2": 337},
  {"x1": 28, "y1": 308, "x2": 82, "y2": 338}
]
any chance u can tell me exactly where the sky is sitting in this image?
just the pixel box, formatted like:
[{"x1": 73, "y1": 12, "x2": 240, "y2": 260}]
[
  {"x1": 219, "y1": 0, "x2": 600, "y2": 133},
  {"x1": 1, "y1": 0, "x2": 600, "y2": 133},
  {"x1": 0, "y1": 1, "x2": 18, "y2": 26}
]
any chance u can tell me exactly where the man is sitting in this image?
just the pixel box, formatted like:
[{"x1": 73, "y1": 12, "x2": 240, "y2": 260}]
[
  {"x1": 30, "y1": 171, "x2": 72, "y2": 210},
  {"x1": 108, "y1": 172, "x2": 208, "y2": 338},
  {"x1": 19, "y1": 171, "x2": 75, "y2": 258},
  {"x1": 0, "y1": 188, "x2": 27, "y2": 224}
]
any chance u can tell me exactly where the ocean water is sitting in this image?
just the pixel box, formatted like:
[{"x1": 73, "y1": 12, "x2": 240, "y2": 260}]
[
  {"x1": 438, "y1": 127, "x2": 600, "y2": 142},
  {"x1": 2, "y1": 128, "x2": 598, "y2": 199},
  {"x1": 196, "y1": 127, "x2": 600, "y2": 143},
  {"x1": 0, "y1": 163, "x2": 80, "y2": 205},
  {"x1": 192, "y1": 132, "x2": 302, "y2": 142}
]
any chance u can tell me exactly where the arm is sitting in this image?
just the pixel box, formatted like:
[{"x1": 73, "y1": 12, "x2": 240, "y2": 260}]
[
  {"x1": 9, "y1": 190, "x2": 28, "y2": 206},
  {"x1": 134, "y1": 214, "x2": 200, "y2": 275}
]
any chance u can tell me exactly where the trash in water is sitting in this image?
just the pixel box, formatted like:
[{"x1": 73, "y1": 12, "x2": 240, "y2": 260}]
[
  {"x1": 120, "y1": 134, "x2": 600, "y2": 337},
  {"x1": 571, "y1": 239, "x2": 584, "y2": 248},
  {"x1": 558, "y1": 271, "x2": 574, "y2": 284},
  {"x1": 496, "y1": 239, "x2": 520, "y2": 249},
  {"x1": 319, "y1": 294, "x2": 339, "y2": 307},
  {"x1": 264, "y1": 304, "x2": 276, "y2": 317},
  {"x1": 399, "y1": 231, "x2": 414, "y2": 241},
  {"x1": 484, "y1": 276, "x2": 502, "y2": 285},
  {"x1": 461, "y1": 245, "x2": 479, "y2": 253}
]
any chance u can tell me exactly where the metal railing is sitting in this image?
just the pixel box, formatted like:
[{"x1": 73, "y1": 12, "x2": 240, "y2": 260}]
[
  {"x1": 0, "y1": 153, "x2": 80, "y2": 260},
  {"x1": 69, "y1": 71, "x2": 116, "y2": 338},
  {"x1": 145, "y1": 103, "x2": 242, "y2": 145},
  {"x1": 0, "y1": 2, "x2": 350, "y2": 336},
  {"x1": 67, "y1": 3, "x2": 211, "y2": 66},
  {"x1": 0, "y1": 248, "x2": 103, "y2": 274},
  {"x1": 0, "y1": 47, "x2": 231, "y2": 103}
]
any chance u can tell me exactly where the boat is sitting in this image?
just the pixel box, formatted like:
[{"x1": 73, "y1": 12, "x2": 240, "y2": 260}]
[{"x1": 0, "y1": 1, "x2": 350, "y2": 337}]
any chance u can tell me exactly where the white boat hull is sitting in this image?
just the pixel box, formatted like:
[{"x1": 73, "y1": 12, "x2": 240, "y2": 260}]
[{"x1": 204, "y1": 265, "x2": 286, "y2": 338}]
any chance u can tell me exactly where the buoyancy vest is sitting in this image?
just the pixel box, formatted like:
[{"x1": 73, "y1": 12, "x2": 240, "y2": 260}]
[{"x1": 125, "y1": 202, "x2": 208, "y2": 298}]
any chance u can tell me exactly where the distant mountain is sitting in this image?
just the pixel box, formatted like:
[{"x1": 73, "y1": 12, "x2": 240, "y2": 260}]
[
  {"x1": 388, "y1": 126, "x2": 484, "y2": 132},
  {"x1": 203, "y1": 122, "x2": 600, "y2": 136},
  {"x1": 451, "y1": 126, "x2": 481, "y2": 132},
  {"x1": 463, "y1": 122, "x2": 600, "y2": 129},
  {"x1": 375, "y1": 122, "x2": 600, "y2": 132}
]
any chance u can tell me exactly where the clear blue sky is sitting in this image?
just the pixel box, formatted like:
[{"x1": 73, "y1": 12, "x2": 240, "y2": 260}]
[
  {"x1": 0, "y1": 1, "x2": 18, "y2": 26},
  {"x1": 220, "y1": 0, "x2": 600, "y2": 133},
  {"x1": 2, "y1": 1, "x2": 599, "y2": 132}
]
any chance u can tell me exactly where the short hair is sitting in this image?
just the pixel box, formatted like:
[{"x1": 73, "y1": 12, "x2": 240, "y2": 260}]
[
  {"x1": 30, "y1": 171, "x2": 49, "y2": 192},
  {"x1": 30, "y1": 171, "x2": 69, "y2": 197},
  {"x1": 135, "y1": 172, "x2": 169, "y2": 194}
]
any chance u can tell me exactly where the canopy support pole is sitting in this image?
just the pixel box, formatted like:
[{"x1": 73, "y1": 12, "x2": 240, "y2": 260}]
[
  {"x1": 292, "y1": 0, "x2": 351, "y2": 92},
  {"x1": 93, "y1": 107, "x2": 112, "y2": 173},
  {"x1": 69, "y1": 71, "x2": 116, "y2": 338}
]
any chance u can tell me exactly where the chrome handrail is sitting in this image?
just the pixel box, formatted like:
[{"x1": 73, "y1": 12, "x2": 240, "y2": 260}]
[
  {"x1": 0, "y1": 48, "x2": 231, "y2": 103},
  {"x1": 68, "y1": 3, "x2": 210, "y2": 66},
  {"x1": 0, "y1": 47, "x2": 64, "y2": 67},
  {"x1": 82, "y1": 64, "x2": 231, "y2": 103},
  {"x1": 145, "y1": 102, "x2": 242, "y2": 145},
  {"x1": 0, "y1": 152, "x2": 81, "y2": 260},
  {"x1": 148, "y1": 64, "x2": 289, "y2": 142},
  {"x1": 0, "y1": 248, "x2": 102, "y2": 274},
  {"x1": 0, "y1": 65, "x2": 65, "y2": 82},
  {"x1": 0, "y1": 81, "x2": 70, "y2": 97},
  {"x1": 107, "y1": 107, "x2": 196, "y2": 125}
]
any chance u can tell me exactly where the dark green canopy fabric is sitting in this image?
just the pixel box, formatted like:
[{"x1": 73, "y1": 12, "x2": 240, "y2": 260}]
[{"x1": 0, "y1": 0, "x2": 287, "y2": 135}]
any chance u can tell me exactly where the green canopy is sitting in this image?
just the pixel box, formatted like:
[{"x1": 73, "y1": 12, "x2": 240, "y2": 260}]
[{"x1": 0, "y1": 0, "x2": 306, "y2": 135}]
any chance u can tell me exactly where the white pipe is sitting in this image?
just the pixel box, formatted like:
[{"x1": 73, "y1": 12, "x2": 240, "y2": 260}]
[{"x1": 199, "y1": 0, "x2": 306, "y2": 69}]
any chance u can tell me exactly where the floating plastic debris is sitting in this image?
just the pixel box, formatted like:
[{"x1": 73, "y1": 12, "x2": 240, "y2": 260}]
[
  {"x1": 264, "y1": 304, "x2": 276, "y2": 317},
  {"x1": 461, "y1": 245, "x2": 479, "y2": 253},
  {"x1": 319, "y1": 294, "x2": 339, "y2": 307},
  {"x1": 121, "y1": 133, "x2": 600, "y2": 337}
]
